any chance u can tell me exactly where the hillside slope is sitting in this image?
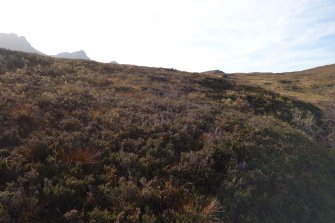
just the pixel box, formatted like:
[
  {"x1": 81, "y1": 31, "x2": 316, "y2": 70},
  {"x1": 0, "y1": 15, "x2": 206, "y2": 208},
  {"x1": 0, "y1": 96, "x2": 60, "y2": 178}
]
[
  {"x1": 0, "y1": 49, "x2": 334, "y2": 223},
  {"x1": 230, "y1": 64, "x2": 335, "y2": 107},
  {"x1": 231, "y1": 64, "x2": 335, "y2": 147}
]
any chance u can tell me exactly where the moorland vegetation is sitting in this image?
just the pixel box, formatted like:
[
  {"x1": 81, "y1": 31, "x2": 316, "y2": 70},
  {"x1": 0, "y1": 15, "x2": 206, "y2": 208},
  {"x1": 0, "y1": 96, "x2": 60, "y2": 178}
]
[{"x1": 0, "y1": 48, "x2": 334, "y2": 222}]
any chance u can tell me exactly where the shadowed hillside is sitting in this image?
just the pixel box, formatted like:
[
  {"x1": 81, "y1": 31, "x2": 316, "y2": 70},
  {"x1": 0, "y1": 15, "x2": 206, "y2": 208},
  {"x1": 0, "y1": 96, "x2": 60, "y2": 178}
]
[{"x1": 0, "y1": 48, "x2": 334, "y2": 223}]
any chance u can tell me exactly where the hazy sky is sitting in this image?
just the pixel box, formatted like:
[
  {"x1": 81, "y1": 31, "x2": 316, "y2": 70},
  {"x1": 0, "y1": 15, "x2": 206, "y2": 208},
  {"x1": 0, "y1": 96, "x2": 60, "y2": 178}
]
[{"x1": 1, "y1": 0, "x2": 335, "y2": 72}]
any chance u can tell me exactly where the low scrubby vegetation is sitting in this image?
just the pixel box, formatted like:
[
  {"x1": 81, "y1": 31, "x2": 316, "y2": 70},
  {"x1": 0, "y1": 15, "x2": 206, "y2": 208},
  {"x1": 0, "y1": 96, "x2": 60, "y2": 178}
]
[{"x1": 0, "y1": 48, "x2": 334, "y2": 222}]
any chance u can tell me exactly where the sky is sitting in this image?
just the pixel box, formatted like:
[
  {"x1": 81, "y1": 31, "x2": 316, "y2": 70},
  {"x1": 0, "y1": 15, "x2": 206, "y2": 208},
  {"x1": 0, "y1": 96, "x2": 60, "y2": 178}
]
[{"x1": 1, "y1": 0, "x2": 335, "y2": 72}]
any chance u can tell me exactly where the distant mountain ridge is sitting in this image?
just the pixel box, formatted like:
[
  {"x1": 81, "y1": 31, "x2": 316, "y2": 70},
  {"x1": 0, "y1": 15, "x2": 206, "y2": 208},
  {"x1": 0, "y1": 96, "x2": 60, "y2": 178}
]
[
  {"x1": 55, "y1": 50, "x2": 90, "y2": 60},
  {"x1": 0, "y1": 33, "x2": 44, "y2": 55},
  {"x1": 0, "y1": 33, "x2": 90, "y2": 60}
]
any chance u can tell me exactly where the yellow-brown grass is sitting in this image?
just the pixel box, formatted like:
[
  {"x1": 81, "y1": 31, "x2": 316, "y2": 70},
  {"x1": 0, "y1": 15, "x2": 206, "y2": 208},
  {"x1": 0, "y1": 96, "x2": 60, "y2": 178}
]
[{"x1": 231, "y1": 64, "x2": 335, "y2": 109}]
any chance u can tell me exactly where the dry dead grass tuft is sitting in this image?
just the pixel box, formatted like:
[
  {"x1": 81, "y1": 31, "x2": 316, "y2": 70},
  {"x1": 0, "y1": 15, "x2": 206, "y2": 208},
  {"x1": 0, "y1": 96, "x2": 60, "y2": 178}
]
[
  {"x1": 201, "y1": 199, "x2": 224, "y2": 223},
  {"x1": 58, "y1": 148, "x2": 102, "y2": 164}
]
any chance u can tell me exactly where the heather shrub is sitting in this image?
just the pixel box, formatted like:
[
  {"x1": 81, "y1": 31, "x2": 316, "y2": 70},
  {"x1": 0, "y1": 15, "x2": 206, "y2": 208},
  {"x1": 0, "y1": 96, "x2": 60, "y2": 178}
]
[{"x1": 0, "y1": 49, "x2": 334, "y2": 222}]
